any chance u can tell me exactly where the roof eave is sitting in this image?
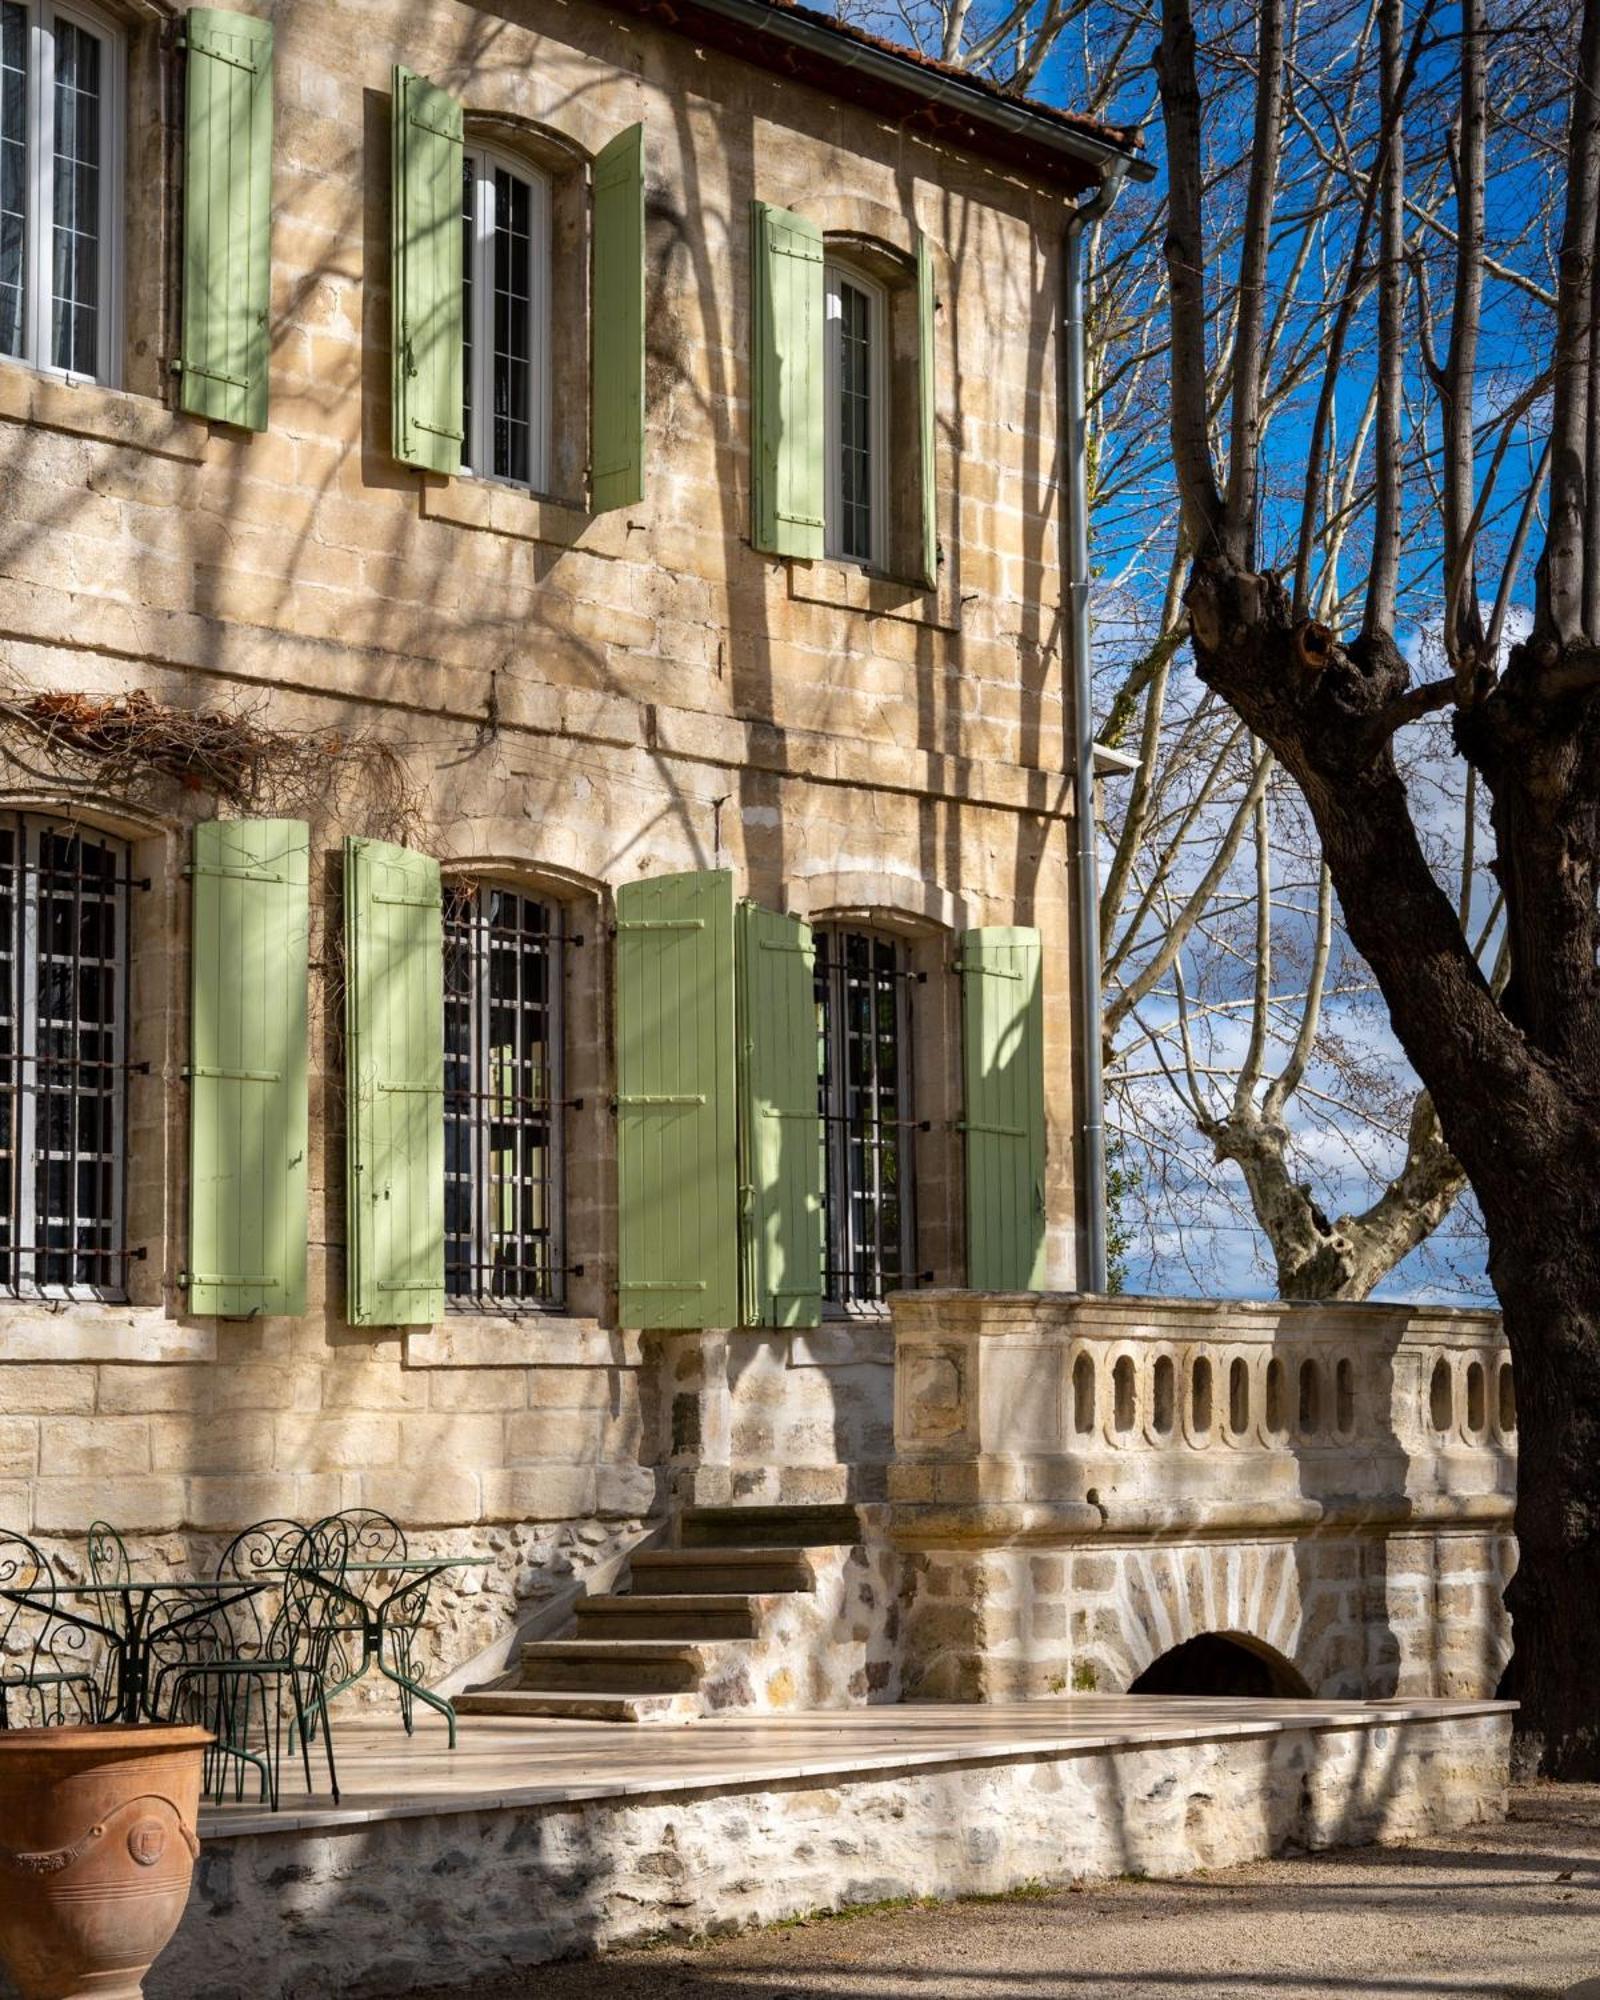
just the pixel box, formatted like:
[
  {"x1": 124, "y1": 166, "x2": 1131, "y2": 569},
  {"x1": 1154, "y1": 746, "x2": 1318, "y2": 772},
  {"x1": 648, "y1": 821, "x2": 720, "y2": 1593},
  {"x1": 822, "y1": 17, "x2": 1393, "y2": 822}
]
[{"x1": 611, "y1": 0, "x2": 1155, "y2": 192}]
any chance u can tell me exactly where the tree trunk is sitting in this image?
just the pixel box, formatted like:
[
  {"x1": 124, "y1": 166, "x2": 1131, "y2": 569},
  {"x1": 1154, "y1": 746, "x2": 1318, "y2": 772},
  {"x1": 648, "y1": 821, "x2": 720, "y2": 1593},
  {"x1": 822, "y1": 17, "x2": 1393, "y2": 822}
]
[
  {"x1": 1181, "y1": 555, "x2": 1600, "y2": 1775},
  {"x1": 1496, "y1": 1255, "x2": 1600, "y2": 1778}
]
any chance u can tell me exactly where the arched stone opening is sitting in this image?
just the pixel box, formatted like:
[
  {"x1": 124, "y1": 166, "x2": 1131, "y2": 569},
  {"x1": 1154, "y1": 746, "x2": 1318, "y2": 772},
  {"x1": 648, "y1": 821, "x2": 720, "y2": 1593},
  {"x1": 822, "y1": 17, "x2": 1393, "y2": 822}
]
[{"x1": 1127, "y1": 1632, "x2": 1312, "y2": 1699}]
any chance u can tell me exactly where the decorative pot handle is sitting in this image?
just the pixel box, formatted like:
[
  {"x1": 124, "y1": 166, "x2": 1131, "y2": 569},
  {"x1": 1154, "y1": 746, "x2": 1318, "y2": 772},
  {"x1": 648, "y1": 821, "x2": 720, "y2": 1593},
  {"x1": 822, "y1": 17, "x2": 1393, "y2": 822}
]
[{"x1": 0, "y1": 1793, "x2": 201, "y2": 1878}]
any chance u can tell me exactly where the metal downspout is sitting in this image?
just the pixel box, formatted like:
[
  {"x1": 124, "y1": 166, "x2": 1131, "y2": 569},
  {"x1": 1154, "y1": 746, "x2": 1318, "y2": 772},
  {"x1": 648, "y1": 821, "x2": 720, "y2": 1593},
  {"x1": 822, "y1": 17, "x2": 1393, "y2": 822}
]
[{"x1": 1063, "y1": 162, "x2": 1129, "y2": 1294}]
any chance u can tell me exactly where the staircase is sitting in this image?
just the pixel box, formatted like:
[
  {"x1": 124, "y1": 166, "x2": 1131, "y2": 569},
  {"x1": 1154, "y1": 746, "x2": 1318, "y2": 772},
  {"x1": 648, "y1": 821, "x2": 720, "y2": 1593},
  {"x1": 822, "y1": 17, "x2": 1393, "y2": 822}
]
[{"x1": 456, "y1": 1505, "x2": 872, "y2": 1725}]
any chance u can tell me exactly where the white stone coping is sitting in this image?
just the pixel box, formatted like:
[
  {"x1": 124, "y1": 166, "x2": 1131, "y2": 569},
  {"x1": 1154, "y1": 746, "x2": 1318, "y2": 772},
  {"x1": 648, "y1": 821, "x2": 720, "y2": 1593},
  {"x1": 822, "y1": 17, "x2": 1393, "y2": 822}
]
[
  {"x1": 198, "y1": 1696, "x2": 1515, "y2": 1841},
  {"x1": 897, "y1": 1291, "x2": 1504, "y2": 1339},
  {"x1": 0, "y1": 1306, "x2": 214, "y2": 1364}
]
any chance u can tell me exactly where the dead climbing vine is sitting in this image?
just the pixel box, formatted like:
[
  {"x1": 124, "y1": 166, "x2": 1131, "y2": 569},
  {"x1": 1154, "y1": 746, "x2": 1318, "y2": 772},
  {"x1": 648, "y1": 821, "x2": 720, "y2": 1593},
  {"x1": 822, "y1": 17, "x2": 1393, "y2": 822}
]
[{"x1": 0, "y1": 686, "x2": 422, "y2": 841}]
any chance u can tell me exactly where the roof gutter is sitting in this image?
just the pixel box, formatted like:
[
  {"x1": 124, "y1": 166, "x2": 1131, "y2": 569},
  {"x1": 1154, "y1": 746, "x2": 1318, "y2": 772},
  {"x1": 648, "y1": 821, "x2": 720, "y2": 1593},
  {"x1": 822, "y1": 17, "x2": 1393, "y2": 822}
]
[
  {"x1": 1063, "y1": 157, "x2": 1130, "y2": 1294},
  {"x1": 676, "y1": 0, "x2": 1153, "y2": 185}
]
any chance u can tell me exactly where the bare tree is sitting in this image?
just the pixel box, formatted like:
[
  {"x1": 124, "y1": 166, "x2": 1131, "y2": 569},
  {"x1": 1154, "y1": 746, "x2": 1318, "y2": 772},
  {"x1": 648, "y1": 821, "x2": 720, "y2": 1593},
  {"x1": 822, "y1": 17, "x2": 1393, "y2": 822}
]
[
  {"x1": 846, "y1": 0, "x2": 1491, "y2": 1299},
  {"x1": 1155, "y1": 0, "x2": 1600, "y2": 1771}
]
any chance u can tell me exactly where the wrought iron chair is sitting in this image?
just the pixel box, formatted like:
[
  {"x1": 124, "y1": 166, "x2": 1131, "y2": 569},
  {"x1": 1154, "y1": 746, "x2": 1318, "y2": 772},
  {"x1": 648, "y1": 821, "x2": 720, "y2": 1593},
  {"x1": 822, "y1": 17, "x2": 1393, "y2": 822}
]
[
  {"x1": 306, "y1": 1508, "x2": 437, "y2": 1731},
  {"x1": 0, "y1": 1530, "x2": 103, "y2": 1727},
  {"x1": 85, "y1": 1520, "x2": 132, "y2": 1713},
  {"x1": 151, "y1": 1520, "x2": 341, "y2": 1808},
  {"x1": 87, "y1": 1520, "x2": 131, "y2": 1587}
]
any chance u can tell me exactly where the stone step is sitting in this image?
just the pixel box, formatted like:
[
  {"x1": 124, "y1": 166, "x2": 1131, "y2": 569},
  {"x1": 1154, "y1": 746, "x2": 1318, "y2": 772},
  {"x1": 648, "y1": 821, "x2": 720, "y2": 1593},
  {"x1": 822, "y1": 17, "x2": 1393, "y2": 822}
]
[
  {"x1": 455, "y1": 1687, "x2": 701, "y2": 1725},
  {"x1": 517, "y1": 1638, "x2": 714, "y2": 1693},
  {"x1": 575, "y1": 1593, "x2": 762, "y2": 1641},
  {"x1": 677, "y1": 1504, "x2": 863, "y2": 1550},
  {"x1": 631, "y1": 1548, "x2": 817, "y2": 1596}
]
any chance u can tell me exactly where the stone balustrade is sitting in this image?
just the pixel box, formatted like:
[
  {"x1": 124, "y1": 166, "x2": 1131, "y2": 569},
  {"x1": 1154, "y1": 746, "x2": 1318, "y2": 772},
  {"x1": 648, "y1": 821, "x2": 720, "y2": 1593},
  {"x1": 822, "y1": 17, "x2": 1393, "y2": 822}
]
[{"x1": 887, "y1": 1293, "x2": 1516, "y2": 1704}]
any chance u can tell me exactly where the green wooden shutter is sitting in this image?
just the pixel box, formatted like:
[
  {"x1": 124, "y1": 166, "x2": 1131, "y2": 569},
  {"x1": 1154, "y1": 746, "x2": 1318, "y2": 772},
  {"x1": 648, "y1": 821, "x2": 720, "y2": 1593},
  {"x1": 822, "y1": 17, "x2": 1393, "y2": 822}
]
[
  {"x1": 179, "y1": 9, "x2": 274, "y2": 431},
  {"x1": 345, "y1": 838, "x2": 444, "y2": 1327},
  {"x1": 616, "y1": 870, "x2": 738, "y2": 1328},
  {"x1": 751, "y1": 201, "x2": 824, "y2": 559},
  {"x1": 188, "y1": 820, "x2": 308, "y2": 1318},
  {"x1": 392, "y1": 67, "x2": 463, "y2": 474},
  {"x1": 961, "y1": 927, "x2": 1047, "y2": 1292},
  {"x1": 916, "y1": 231, "x2": 939, "y2": 588},
  {"x1": 592, "y1": 123, "x2": 645, "y2": 514},
  {"x1": 737, "y1": 903, "x2": 823, "y2": 1328}
]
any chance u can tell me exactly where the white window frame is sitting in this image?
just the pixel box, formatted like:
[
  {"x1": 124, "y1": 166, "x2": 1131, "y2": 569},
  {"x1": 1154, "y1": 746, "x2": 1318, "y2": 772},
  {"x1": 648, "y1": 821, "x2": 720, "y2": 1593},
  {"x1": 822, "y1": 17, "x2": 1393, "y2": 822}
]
[
  {"x1": 823, "y1": 257, "x2": 889, "y2": 569},
  {"x1": 2, "y1": 815, "x2": 129, "y2": 1302},
  {"x1": 461, "y1": 143, "x2": 552, "y2": 494},
  {"x1": 0, "y1": 0, "x2": 124, "y2": 385},
  {"x1": 442, "y1": 879, "x2": 566, "y2": 1315}
]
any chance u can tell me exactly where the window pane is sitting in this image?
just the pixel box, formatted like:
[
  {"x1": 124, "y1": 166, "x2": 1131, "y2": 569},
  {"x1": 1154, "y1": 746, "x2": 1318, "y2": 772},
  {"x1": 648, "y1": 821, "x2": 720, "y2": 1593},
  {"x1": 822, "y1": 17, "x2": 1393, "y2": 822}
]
[
  {"x1": 442, "y1": 883, "x2": 563, "y2": 1310},
  {"x1": 50, "y1": 17, "x2": 102, "y2": 376},
  {"x1": 838, "y1": 279, "x2": 873, "y2": 562},
  {"x1": 0, "y1": 4, "x2": 26, "y2": 358},
  {"x1": 491, "y1": 165, "x2": 531, "y2": 484},
  {"x1": 460, "y1": 156, "x2": 475, "y2": 472}
]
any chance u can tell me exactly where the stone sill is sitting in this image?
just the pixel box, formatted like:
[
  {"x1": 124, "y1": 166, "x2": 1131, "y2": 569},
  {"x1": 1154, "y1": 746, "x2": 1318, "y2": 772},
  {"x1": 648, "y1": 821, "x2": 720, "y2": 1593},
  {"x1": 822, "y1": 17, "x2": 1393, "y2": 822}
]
[
  {"x1": 0, "y1": 1305, "x2": 215, "y2": 1364},
  {"x1": 0, "y1": 361, "x2": 208, "y2": 462},
  {"x1": 404, "y1": 1316, "x2": 642, "y2": 1369},
  {"x1": 422, "y1": 475, "x2": 631, "y2": 554},
  {"x1": 787, "y1": 557, "x2": 958, "y2": 632}
]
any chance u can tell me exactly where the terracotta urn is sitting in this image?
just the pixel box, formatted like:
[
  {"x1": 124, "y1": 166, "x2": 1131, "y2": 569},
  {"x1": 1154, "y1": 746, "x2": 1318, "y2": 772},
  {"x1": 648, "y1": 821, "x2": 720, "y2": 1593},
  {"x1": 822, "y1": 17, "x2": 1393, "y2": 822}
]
[{"x1": 0, "y1": 1724, "x2": 211, "y2": 2000}]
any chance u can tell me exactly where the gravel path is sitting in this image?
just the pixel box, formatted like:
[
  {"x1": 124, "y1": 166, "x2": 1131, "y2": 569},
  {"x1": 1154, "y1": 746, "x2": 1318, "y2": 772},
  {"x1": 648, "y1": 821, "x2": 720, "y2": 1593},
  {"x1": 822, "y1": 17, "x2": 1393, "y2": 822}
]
[{"x1": 412, "y1": 1784, "x2": 1600, "y2": 2000}]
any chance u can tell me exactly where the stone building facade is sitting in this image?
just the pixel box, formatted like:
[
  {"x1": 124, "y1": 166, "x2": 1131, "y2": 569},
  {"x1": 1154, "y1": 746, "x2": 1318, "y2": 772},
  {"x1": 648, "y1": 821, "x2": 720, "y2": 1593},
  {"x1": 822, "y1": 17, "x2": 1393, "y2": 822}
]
[{"x1": 0, "y1": 0, "x2": 1142, "y2": 1674}]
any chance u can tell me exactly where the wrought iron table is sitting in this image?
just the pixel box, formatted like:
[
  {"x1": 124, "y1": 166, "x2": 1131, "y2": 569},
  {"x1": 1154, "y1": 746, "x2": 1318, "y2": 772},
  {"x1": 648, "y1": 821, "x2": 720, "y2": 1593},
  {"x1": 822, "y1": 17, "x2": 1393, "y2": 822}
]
[
  {"x1": 0, "y1": 1578, "x2": 274, "y2": 1724},
  {"x1": 292, "y1": 1557, "x2": 491, "y2": 1747}
]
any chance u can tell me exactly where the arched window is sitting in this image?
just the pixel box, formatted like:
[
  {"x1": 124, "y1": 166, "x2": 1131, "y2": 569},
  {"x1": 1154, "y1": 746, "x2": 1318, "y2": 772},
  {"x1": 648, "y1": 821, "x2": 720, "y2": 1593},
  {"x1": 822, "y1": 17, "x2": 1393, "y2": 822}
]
[
  {"x1": 460, "y1": 144, "x2": 551, "y2": 490},
  {"x1": 823, "y1": 256, "x2": 888, "y2": 566},
  {"x1": 0, "y1": 815, "x2": 130, "y2": 1297},
  {"x1": 814, "y1": 923, "x2": 916, "y2": 1308},
  {"x1": 442, "y1": 879, "x2": 565, "y2": 1309},
  {"x1": 1, "y1": 0, "x2": 123, "y2": 382}
]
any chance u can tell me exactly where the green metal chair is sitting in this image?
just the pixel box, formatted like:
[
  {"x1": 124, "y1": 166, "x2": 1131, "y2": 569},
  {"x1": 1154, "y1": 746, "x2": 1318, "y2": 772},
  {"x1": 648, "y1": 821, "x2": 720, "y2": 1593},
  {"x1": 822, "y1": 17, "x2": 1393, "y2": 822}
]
[
  {"x1": 152, "y1": 1520, "x2": 341, "y2": 1808},
  {"x1": 86, "y1": 1519, "x2": 131, "y2": 1587},
  {"x1": 0, "y1": 1531, "x2": 103, "y2": 1727},
  {"x1": 307, "y1": 1508, "x2": 435, "y2": 1733},
  {"x1": 85, "y1": 1520, "x2": 132, "y2": 1713}
]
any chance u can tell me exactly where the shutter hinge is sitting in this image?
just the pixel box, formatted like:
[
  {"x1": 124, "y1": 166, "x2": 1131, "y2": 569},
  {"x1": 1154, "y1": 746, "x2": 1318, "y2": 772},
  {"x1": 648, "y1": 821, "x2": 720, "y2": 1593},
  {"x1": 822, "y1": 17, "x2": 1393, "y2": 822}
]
[
  {"x1": 182, "y1": 1065, "x2": 282, "y2": 1083},
  {"x1": 183, "y1": 1272, "x2": 282, "y2": 1289},
  {"x1": 184, "y1": 864, "x2": 287, "y2": 883}
]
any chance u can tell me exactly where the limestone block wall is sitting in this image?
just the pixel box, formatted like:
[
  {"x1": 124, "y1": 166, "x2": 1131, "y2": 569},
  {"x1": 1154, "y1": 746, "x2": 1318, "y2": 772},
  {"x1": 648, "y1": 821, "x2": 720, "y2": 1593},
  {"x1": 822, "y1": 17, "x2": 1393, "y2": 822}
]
[
  {"x1": 890, "y1": 1294, "x2": 1516, "y2": 1703},
  {"x1": 0, "y1": 0, "x2": 1096, "y2": 1671},
  {"x1": 660, "y1": 1325, "x2": 897, "y2": 1508}
]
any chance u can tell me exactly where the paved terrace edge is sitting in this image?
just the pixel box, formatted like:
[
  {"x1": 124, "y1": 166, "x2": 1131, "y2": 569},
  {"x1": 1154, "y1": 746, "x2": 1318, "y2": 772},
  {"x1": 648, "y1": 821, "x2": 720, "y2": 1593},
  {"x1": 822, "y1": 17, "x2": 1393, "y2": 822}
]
[{"x1": 199, "y1": 1696, "x2": 1517, "y2": 1839}]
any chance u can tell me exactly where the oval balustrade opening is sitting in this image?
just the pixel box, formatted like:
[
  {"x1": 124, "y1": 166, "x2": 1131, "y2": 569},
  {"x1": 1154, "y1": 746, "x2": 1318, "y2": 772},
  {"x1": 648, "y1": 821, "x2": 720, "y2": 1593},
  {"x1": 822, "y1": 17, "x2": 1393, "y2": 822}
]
[{"x1": 1127, "y1": 1633, "x2": 1312, "y2": 1700}]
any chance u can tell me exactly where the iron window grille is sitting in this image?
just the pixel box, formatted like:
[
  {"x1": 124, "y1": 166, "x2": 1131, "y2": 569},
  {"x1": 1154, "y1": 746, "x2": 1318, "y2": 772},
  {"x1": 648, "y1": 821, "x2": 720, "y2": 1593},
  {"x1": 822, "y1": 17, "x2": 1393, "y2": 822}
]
[
  {"x1": 460, "y1": 145, "x2": 551, "y2": 492},
  {"x1": 0, "y1": 815, "x2": 137, "y2": 1300},
  {"x1": 815, "y1": 925, "x2": 917, "y2": 1311},
  {"x1": 0, "y1": 0, "x2": 124, "y2": 384},
  {"x1": 443, "y1": 880, "x2": 565, "y2": 1313}
]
